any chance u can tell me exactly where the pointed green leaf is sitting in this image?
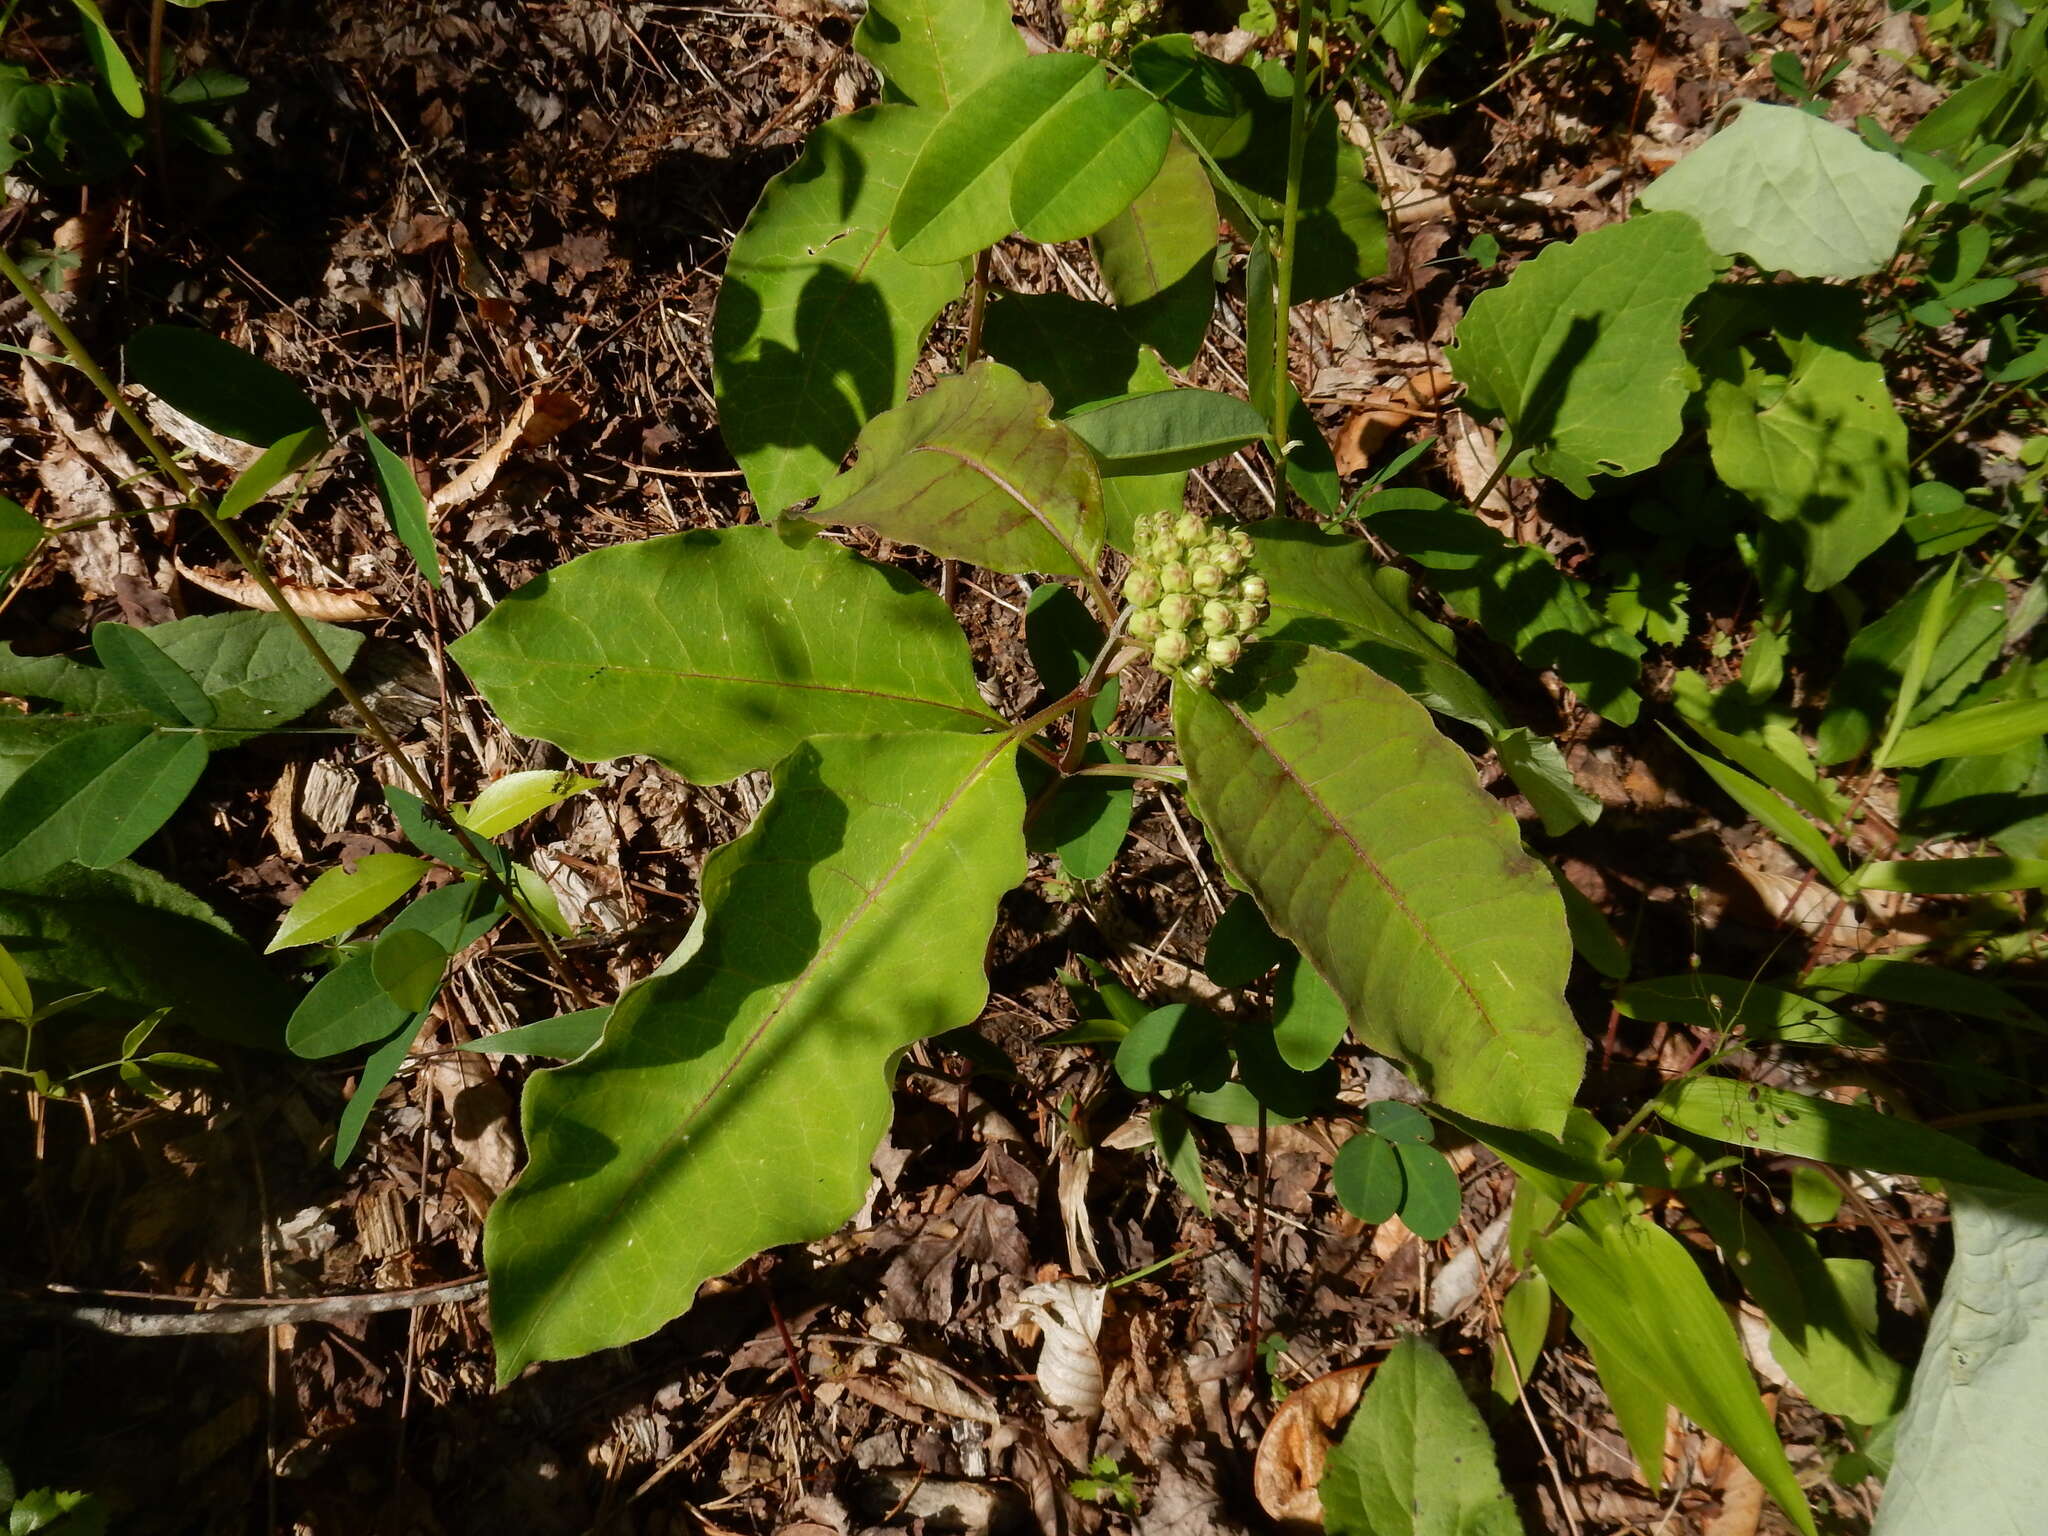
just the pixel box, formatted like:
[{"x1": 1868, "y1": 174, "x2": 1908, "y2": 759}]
[
  {"x1": 486, "y1": 731, "x2": 1024, "y2": 1380},
  {"x1": 1615, "y1": 973, "x2": 1870, "y2": 1047},
  {"x1": 1011, "y1": 89, "x2": 1172, "y2": 244},
  {"x1": 0, "y1": 497, "x2": 41, "y2": 582},
  {"x1": 1151, "y1": 1103, "x2": 1212, "y2": 1216},
  {"x1": 1638, "y1": 101, "x2": 1928, "y2": 278},
  {"x1": 458, "y1": 1008, "x2": 608, "y2": 1061},
  {"x1": 853, "y1": 0, "x2": 1024, "y2": 110},
  {"x1": 1805, "y1": 954, "x2": 2044, "y2": 1033},
  {"x1": 1334, "y1": 1131, "x2": 1404, "y2": 1223},
  {"x1": 123, "y1": 326, "x2": 323, "y2": 448},
  {"x1": 68, "y1": 0, "x2": 143, "y2": 116},
  {"x1": 215, "y1": 427, "x2": 325, "y2": 520},
  {"x1": 1447, "y1": 213, "x2": 1717, "y2": 493},
  {"x1": 1885, "y1": 697, "x2": 2048, "y2": 769},
  {"x1": 1585, "y1": 1333, "x2": 1671, "y2": 1492},
  {"x1": 450, "y1": 527, "x2": 998, "y2": 785},
  {"x1": 1491, "y1": 1274, "x2": 1552, "y2": 1407},
  {"x1": 333, "y1": 1010, "x2": 427, "y2": 1166},
  {"x1": 88, "y1": 622, "x2": 216, "y2": 729},
  {"x1": 1667, "y1": 731, "x2": 1853, "y2": 891},
  {"x1": 285, "y1": 882, "x2": 504, "y2": 1058},
  {"x1": 891, "y1": 53, "x2": 1102, "y2": 265},
  {"x1": 457, "y1": 769, "x2": 603, "y2": 840},
  {"x1": 268, "y1": 853, "x2": 430, "y2": 953},
  {"x1": 1856, "y1": 856, "x2": 2048, "y2": 894},
  {"x1": 1660, "y1": 1078, "x2": 2048, "y2": 1196},
  {"x1": 1176, "y1": 645, "x2": 1583, "y2": 1134},
  {"x1": 1320, "y1": 1336, "x2": 1527, "y2": 1536},
  {"x1": 1064, "y1": 387, "x2": 1267, "y2": 475},
  {"x1": 1091, "y1": 131, "x2": 1216, "y2": 368},
  {"x1": 0, "y1": 723, "x2": 207, "y2": 882},
  {"x1": 0, "y1": 936, "x2": 31, "y2": 1022},
  {"x1": 362, "y1": 424, "x2": 441, "y2": 589},
  {"x1": 805, "y1": 359, "x2": 1104, "y2": 577},
  {"x1": 713, "y1": 105, "x2": 968, "y2": 515},
  {"x1": 1535, "y1": 1213, "x2": 1817, "y2": 1536},
  {"x1": 371, "y1": 927, "x2": 448, "y2": 1013}
]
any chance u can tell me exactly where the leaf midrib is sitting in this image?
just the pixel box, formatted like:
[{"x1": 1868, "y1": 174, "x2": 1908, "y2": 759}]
[
  {"x1": 917, "y1": 442, "x2": 1092, "y2": 576},
  {"x1": 500, "y1": 653, "x2": 1000, "y2": 727}
]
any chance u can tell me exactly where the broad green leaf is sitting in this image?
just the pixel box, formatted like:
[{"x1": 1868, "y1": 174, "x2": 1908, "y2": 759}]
[
  {"x1": 486, "y1": 731, "x2": 1023, "y2": 1380},
  {"x1": 0, "y1": 861, "x2": 294, "y2": 1047},
  {"x1": 267, "y1": 853, "x2": 430, "y2": 953},
  {"x1": 1116, "y1": 1004, "x2": 1230, "y2": 1095},
  {"x1": 371, "y1": 926, "x2": 447, "y2": 1012},
  {"x1": 853, "y1": 0, "x2": 1024, "y2": 110},
  {"x1": 458, "y1": 1008, "x2": 608, "y2": 1061},
  {"x1": 0, "y1": 723, "x2": 206, "y2": 882},
  {"x1": 1064, "y1": 387, "x2": 1267, "y2": 475},
  {"x1": 1661, "y1": 1078, "x2": 2047, "y2": 1196},
  {"x1": 362, "y1": 424, "x2": 441, "y2": 589},
  {"x1": 1176, "y1": 644, "x2": 1583, "y2": 1134},
  {"x1": 1535, "y1": 1213, "x2": 1817, "y2": 1536},
  {"x1": 332, "y1": 1009, "x2": 427, "y2": 1166},
  {"x1": 891, "y1": 53, "x2": 1103, "y2": 265},
  {"x1": 1447, "y1": 213, "x2": 1717, "y2": 493},
  {"x1": 1856, "y1": 856, "x2": 2048, "y2": 894},
  {"x1": 1764, "y1": 1240, "x2": 1906, "y2": 1423},
  {"x1": 0, "y1": 497, "x2": 41, "y2": 580},
  {"x1": 1367, "y1": 498, "x2": 1644, "y2": 725},
  {"x1": 285, "y1": 882, "x2": 504, "y2": 1058},
  {"x1": 1667, "y1": 732, "x2": 1853, "y2": 891},
  {"x1": 1491, "y1": 1274, "x2": 1551, "y2": 1407},
  {"x1": 1204, "y1": 891, "x2": 1289, "y2": 986},
  {"x1": 1151, "y1": 1103, "x2": 1212, "y2": 1215},
  {"x1": 1394, "y1": 1141, "x2": 1461, "y2": 1240},
  {"x1": 88, "y1": 623, "x2": 216, "y2": 728},
  {"x1": 0, "y1": 936, "x2": 32, "y2": 1021},
  {"x1": 1319, "y1": 1336, "x2": 1527, "y2": 1536},
  {"x1": 1805, "y1": 954, "x2": 2045, "y2": 1034},
  {"x1": 1703, "y1": 330, "x2": 1908, "y2": 591},
  {"x1": 68, "y1": 0, "x2": 143, "y2": 116},
  {"x1": 1091, "y1": 132, "x2": 1216, "y2": 368},
  {"x1": 713, "y1": 106, "x2": 967, "y2": 515},
  {"x1": 451, "y1": 527, "x2": 997, "y2": 785},
  {"x1": 1615, "y1": 973, "x2": 1871, "y2": 1047},
  {"x1": 1231, "y1": 1015, "x2": 1340, "y2": 1121},
  {"x1": 1334, "y1": 1131, "x2": 1403, "y2": 1223},
  {"x1": 123, "y1": 326, "x2": 323, "y2": 447},
  {"x1": 1369, "y1": 1101, "x2": 1433, "y2": 1143},
  {"x1": 214, "y1": 427, "x2": 325, "y2": 521},
  {"x1": 805, "y1": 360, "x2": 1104, "y2": 576},
  {"x1": 1870, "y1": 1189, "x2": 2048, "y2": 1536},
  {"x1": 1638, "y1": 102, "x2": 1929, "y2": 278},
  {"x1": 1011, "y1": 89, "x2": 1172, "y2": 244},
  {"x1": 1273, "y1": 951, "x2": 1347, "y2": 1071},
  {"x1": 457, "y1": 769, "x2": 603, "y2": 839},
  {"x1": 1885, "y1": 697, "x2": 2048, "y2": 769}
]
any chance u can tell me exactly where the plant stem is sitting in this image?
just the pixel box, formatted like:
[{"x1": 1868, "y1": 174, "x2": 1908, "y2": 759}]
[
  {"x1": 146, "y1": 0, "x2": 170, "y2": 190},
  {"x1": 0, "y1": 246, "x2": 589, "y2": 1008},
  {"x1": 962, "y1": 248, "x2": 991, "y2": 368},
  {"x1": 1270, "y1": 0, "x2": 1319, "y2": 457}
]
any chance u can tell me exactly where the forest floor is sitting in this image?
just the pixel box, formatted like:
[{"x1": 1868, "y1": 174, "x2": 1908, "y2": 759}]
[{"x1": 0, "y1": 1, "x2": 1988, "y2": 1533}]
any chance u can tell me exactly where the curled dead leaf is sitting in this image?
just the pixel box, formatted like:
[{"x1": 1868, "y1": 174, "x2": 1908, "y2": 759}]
[
  {"x1": 1253, "y1": 1361, "x2": 1380, "y2": 1525},
  {"x1": 428, "y1": 391, "x2": 585, "y2": 513},
  {"x1": 1332, "y1": 369, "x2": 1459, "y2": 476},
  {"x1": 174, "y1": 558, "x2": 387, "y2": 621},
  {"x1": 1002, "y1": 1279, "x2": 1105, "y2": 1419}
]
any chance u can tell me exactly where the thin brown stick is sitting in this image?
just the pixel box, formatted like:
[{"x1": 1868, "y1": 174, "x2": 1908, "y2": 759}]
[{"x1": 13, "y1": 1277, "x2": 487, "y2": 1336}]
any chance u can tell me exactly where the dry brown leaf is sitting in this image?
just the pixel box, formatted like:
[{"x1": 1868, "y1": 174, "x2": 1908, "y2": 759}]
[
  {"x1": 1003, "y1": 1279, "x2": 1105, "y2": 1419},
  {"x1": 1446, "y1": 409, "x2": 1514, "y2": 520},
  {"x1": 425, "y1": 1053, "x2": 521, "y2": 1199},
  {"x1": 1332, "y1": 368, "x2": 1458, "y2": 476},
  {"x1": 1252, "y1": 1361, "x2": 1379, "y2": 1523},
  {"x1": 174, "y1": 559, "x2": 387, "y2": 621},
  {"x1": 428, "y1": 391, "x2": 585, "y2": 513}
]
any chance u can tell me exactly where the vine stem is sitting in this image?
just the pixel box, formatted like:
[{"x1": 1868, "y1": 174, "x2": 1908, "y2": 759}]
[
  {"x1": 961, "y1": 248, "x2": 991, "y2": 368},
  {"x1": 1269, "y1": 0, "x2": 1320, "y2": 457},
  {"x1": 0, "y1": 246, "x2": 590, "y2": 1009}
]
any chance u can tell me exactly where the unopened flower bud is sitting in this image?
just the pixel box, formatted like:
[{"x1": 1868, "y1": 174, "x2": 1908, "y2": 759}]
[
  {"x1": 1212, "y1": 545, "x2": 1246, "y2": 576},
  {"x1": 1158, "y1": 591, "x2": 1198, "y2": 629},
  {"x1": 1172, "y1": 512, "x2": 1206, "y2": 547},
  {"x1": 1233, "y1": 599, "x2": 1262, "y2": 634},
  {"x1": 1202, "y1": 598, "x2": 1234, "y2": 633},
  {"x1": 1153, "y1": 629, "x2": 1191, "y2": 667},
  {"x1": 1206, "y1": 633, "x2": 1242, "y2": 667},
  {"x1": 1182, "y1": 659, "x2": 1214, "y2": 687},
  {"x1": 1191, "y1": 563, "x2": 1225, "y2": 595},
  {"x1": 1239, "y1": 574, "x2": 1268, "y2": 604},
  {"x1": 1122, "y1": 566, "x2": 1160, "y2": 606},
  {"x1": 1159, "y1": 561, "x2": 1190, "y2": 594},
  {"x1": 1127, "y1": 607, "x2": 1162, "y2": 641}
]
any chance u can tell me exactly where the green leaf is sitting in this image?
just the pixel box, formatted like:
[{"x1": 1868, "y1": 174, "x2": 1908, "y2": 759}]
[
  {"x1": 1176, "y1": 644, "x2": 1583, "y2": 1134},
  {"x1": 362, "y1": 424, "x2": 441, "y2": 589},
  {"x1": 1805, "y1": 954, "x2": 2044, "y2": 1033},
  {"x1": 0, "y1": 723, "x2": 206, "y2": 883},
  {"x1": 486, "y1": 731, "x2": 1023, "y2": 1380},
  {"x1": 1333, "y1": 1131, "x2": 1404, "y2": 1223},
  {"x1": 1637, "y1": 102, "x2": 1929, "y2": 278},
  {"x1": 1151, "y1": 1102, "x2": 1212, "y2": 1216},
  {"x1": 0, "y1": 497, "x2": 41, "y2": 581},
  {"x1": 1494, "y1": 728, "x2": 1601, "y2": 837},
  {"x1": 88, "y1": 622, "x2": 217, "y2": 728},
  {"x1": 332, "y1": 1010, "x2": 427, "y2": 1166},
  {"x1": 1764, "y1": 1240, "x2": 1906, "y2": 1423},
  {"x1": 1369, "y1": 1101, "x2": 1433, "y2": 1143},
  {"x1": 267, "y1": 853, "x2": 430, "y2": 953},
  {"x1": 1702, "y1": 327, "x2": 1908, "y2": 591},
  {"x1": 891, "y1": 53, "x2": 1103, "y2": 265},
  {"x1": 1366, "y1": 496, "x2": 1644, "y2": 726},
  {"x1": 68, "y1": 0, "x2": 143, "y2": 116},
  {"x1": 1393, "y1": 1142, "x2": 1461, "y2": 1240},
  {"x1": 1615, "y1": 973, "x2": 1871, "y2": 1047},
  {"x1": 1660, "y1": 1078, "x2": 2047, "y2": 1196},
  {"x1": 1491, "y1": 1274, "x2": 1551, "y2": 1407},
  {"x1": 1064, "y1": 387, "x2": 1267, "y2": 475},
  {"x1": 1534, "y1": 1212, "x2": 1817, "y2": 1536},
  {"x1": 712, "y1": 105, "x2": 968, "y2": 515},
  {"x1": 1885, "y1": 697, "x2": 2048, "y2": 769},
  {"x1": 123, "y1": 326, "x2": 323, "y2": 448},
  {"x1": 285, "y1": 882, "x2": 504, "y2": 1058},
  {"x1": 1446, "y1": 213, "x2": 1717, "y2": 493},
  {"x1": 1585, "y1": 1334, "x2": 1672, "y2": 1493},
  {"x1": 1680, "y1": 713, "x2": 1846, "y2": 825},
  {"x1": 450, "y1": 527, "x2": 997, "y2": 785},
  {"x1": 1091, "y1": 132, "x2": 1216, "y2": 368},
  {"x1": 1272, "y1": 952, "x2": 1347, "y2": 1071},
  {"x1": 1319, "y1": 1336, "x2": 1527, "y2": 1536},
  {"x1": 457, "y1": 769, "x2": 603, "y2": 839},
  {"x1": 853, "y1": 0, "x2": 1024, "y2": 110},
  {"x1": 1667, "y1": 731, "x2": 1853, "y2": 891},
  {"x1": 458, "y1": 1008, "x2": 608, "y2": 1061},
  {"x1": 0, "y1": 861, "x2": 294, "y2": 1047},
  {"x1": 1116, "y1": 1004, "x2": 1231, "y2": 1095},
  {"x1": 214, "y1": 427, "x2": 325, "y2": 521},
  {"x1": 805, "y1": 359, "x2": 1104, "y2": 577},
  {"x1": 1204, "y1": 891, "x2": 1289, "y2": 986},
  {"x1": 1011, "y1": 89, "x2": 1171, "y2": 244},
  {"x1": 1856, "y1": 856, "x2": 2048, "y2": 894},
  {"x1": 0, "y1": 936, "x2": 33, "y2": 1022},
  {"x1": 1817, "y1": 567, "x2": 2007, "y2": 764},
  {"x1": 1548, "y1": 862, "x2": 1629, "y2": 980},
  {"x1": 371, "y1": 926, "x2": 447, "y2": 1013}
]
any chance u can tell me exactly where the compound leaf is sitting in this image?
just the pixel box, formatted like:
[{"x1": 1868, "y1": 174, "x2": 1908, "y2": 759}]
[
  {"x1": 805, "y1": 359, "x2": 1104, "y2": 576},
  {"x1": 1176, "y1": 644, "x2": 1583, "y2": 1134},
  {"x1": 451, "y1": 527, "x2": 998, "y2": 785},
  {"x1": 486, "y1": 730, "x2": 1024, "y2": 1380},
  {"x1": 713, "y1": 105, "x2": 968, "y2": 516},
  {"x1": 1638, "y1": 101, "x2": 1928, "y2": 278},
  {"x1": 1447, "y1": 214, "x2": 1717, "y2": 493}
]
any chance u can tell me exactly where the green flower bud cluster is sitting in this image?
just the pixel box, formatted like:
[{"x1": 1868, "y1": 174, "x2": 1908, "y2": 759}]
[
  {"x1": 1121, "y1": 510, "x2": 1268, "y2": 687},
  {"x1": 1062, "y1": 0, "x2": 1161, "y2": 56}
]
